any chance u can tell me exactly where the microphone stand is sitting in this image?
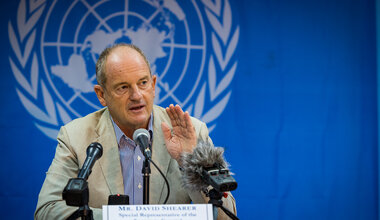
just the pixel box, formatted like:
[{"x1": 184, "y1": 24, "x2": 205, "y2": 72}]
[
  {"x1": 208, "y1": 189, "x2": 239, "y2": 220},
  {"x1": 142, "y1": 157, "x2": 151, "y2": 204},
  {"x1": 63, "y1": 178, "x2": 94, "y2": 220},
  {"x1": 67, "y1": 204, "x2": 93, "y2": 220}
]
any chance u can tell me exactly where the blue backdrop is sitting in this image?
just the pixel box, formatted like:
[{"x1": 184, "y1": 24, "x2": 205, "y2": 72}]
[{"x1": 0, "y1": 0, "x2": 377, "y2": 219}]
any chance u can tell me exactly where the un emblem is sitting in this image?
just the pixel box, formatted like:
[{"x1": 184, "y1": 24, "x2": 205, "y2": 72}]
[{"x1": 9, "y1": 0, "x2": 239, "y2": 139}]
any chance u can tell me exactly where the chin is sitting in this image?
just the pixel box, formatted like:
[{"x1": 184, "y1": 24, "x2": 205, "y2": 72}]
[{"x1": 132, "y1": 116, "x2": 149, "y2": 127}]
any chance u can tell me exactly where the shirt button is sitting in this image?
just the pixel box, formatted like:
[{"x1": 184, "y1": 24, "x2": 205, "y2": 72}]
[
  {"x1": 138, "y1": 183, "x2": 142, "y2": 189},
  {"x1": 137, "y1": 156, "x2": 141, "y2": 161}
]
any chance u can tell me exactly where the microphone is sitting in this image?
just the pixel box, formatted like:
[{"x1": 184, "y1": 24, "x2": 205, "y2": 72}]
[
  {"x1": 133, "y1": 128, "x2": 152, "y2": 159},
  {"x1": 78, "y1": 142, "x2": 103, "y2": 180},
  {"x1": 133, "y1": 128, "x2": 171, "y2": 204},
  {"x1": 180, "y1": 141, "x2": 237, "y2": 193},
  {"x1": 62, "y1": 142, "x2": 103, "y2": 207}
]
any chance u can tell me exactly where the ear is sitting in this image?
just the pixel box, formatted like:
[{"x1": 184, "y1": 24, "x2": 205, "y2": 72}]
[
  {"x1": 94, "y1": 85, "x2": 107, "y2": 106},
  {"x1": 152, "y1": 75, "x2": 157, "y2": 95}
]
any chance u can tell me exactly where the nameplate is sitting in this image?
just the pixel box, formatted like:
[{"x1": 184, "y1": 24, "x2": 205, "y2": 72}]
[{"x1": 102, "y1": 204, "x2": 213, "y2": 220}]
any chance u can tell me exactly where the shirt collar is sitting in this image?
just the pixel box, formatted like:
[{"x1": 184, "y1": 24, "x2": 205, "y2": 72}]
[{"x1": 111, "y1": 113, "x2": 154, "y2": 144}]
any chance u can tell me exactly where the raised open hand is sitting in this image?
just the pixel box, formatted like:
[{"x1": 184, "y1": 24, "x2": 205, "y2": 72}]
[{"x1": 161, "y1": 104, "x2": 197, "y2": 162}]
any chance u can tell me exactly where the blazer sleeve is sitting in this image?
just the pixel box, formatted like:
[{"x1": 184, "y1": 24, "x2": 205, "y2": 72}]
[{"x1": 34, "y1": 127, "x2": 102, "y2": 220}]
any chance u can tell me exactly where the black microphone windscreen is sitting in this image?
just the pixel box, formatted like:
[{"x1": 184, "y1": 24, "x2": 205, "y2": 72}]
[
  {"x1": 78, "y1": 142, "x2": 103, "y2": 180},
  {"x1": 87, "y1": 142, "x2": 103, "y2": 158}
]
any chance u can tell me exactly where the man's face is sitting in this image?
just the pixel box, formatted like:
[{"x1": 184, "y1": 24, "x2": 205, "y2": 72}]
[{"x1": 94, "y1": 47, "x2": 156, "y2": 137}]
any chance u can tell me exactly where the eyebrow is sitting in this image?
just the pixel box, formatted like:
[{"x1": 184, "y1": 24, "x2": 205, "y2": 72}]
[
  {"x1": 112, "y1": 82, "x2": 129, "y2": 89},
  {"x1": 139, "y1": 76, "x2": 150, "y2": 81},
  {"x1": 112, "y1": 76, "x2": 150, "y2": 88}
]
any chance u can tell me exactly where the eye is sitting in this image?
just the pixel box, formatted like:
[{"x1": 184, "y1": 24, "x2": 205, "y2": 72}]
[
  {"x1": 139, "y1": 80, "x2": 149, "y2": 88},
  {"x1": 115, "y1": 85, "x2": 129, "y2": 94}
]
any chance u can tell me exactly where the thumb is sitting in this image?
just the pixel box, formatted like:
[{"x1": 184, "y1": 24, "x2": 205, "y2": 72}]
[{"x1": 161, "y1": 122, "x2": 172, "y2": 141}]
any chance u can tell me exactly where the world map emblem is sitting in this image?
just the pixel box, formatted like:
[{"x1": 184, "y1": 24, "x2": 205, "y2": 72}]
[{"x1": 8, "y1": 0, "x2": 240, "y2": 139}]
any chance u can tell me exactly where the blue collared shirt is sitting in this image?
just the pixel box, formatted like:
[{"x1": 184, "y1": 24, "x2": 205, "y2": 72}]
[{"x1": 111, "y1": 115, "x2": 153, "y2": 205}]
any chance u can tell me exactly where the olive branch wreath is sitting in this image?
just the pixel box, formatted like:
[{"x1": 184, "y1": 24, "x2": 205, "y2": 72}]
[
  {"x1": 188, "y1": 0, "x2": 239, "y2": 132},
  {"x1": 8, "y1": 0, "x2": 239, "y2": 139}
]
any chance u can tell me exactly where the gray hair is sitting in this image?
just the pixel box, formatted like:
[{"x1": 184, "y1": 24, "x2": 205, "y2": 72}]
[{"x1": 95, "y1": 43, "x2": 151, "y2": 87}]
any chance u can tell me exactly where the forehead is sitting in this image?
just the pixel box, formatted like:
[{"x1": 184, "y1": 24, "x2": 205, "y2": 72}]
[{"x1": 105, "y1": 47, "x2": 150, "y2": 80}]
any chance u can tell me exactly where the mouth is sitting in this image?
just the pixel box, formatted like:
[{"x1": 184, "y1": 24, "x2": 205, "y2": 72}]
[{"x1": 129, "y1": 104, "x2": 145, "y2": 112}]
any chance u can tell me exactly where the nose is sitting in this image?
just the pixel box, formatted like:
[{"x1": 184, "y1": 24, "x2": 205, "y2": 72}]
[{"x1": 129, "y1": 85, "x2": 142, "y2": 100}]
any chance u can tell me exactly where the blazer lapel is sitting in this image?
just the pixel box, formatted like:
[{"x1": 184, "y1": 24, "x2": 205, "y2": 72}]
[
  {"x1": 150, "y1": 106, "x2": 172, "y2": 204},
  {"x1": 96, "y1": 108, "x2": 124, "y2": 195}
]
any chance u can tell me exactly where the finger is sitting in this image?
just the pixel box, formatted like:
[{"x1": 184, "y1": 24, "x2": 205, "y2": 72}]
[
  {"x1": 183, "y1": 111, "x2": 194, "y2": 130},
  {"x1": 171, "y1": 104, "x2": 181, "y2": 127},
  {"x1": 174, "y1": 104, "x2": 186, "y2": 128},
  {"x1": 183, "y1": 112, "x2": 195, "y2": 140},
  {"x1": 166, "y1": 104, "x2": 177, "y2": 126},
  {"x1": 174, "y1": 104, "x2": 184, "y2": 114},
  {"x1": 161, "y1": 122, "x2": 172, "y2": 141}
]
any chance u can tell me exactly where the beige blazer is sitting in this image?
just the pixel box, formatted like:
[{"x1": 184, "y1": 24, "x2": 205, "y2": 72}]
[{"x1": 35, "y1": 105, "x2": 236, "y2": 220}]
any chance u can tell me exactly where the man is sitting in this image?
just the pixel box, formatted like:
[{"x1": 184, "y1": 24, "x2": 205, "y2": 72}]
[{"x1": 35, "y1": 44, "x2": 236, "y2": 219}]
